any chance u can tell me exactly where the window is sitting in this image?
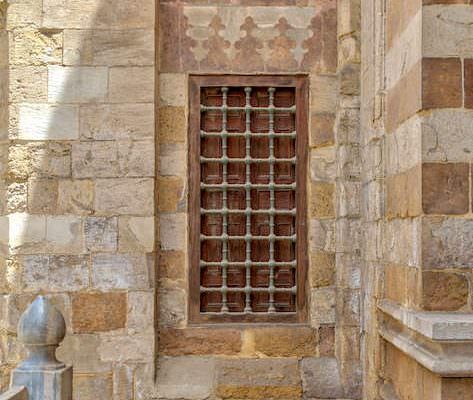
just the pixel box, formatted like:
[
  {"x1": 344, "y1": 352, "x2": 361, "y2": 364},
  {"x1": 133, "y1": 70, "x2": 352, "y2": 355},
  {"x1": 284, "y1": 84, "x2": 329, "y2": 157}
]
[{"x1": 189, "y1": 76, "x2": 308, "y2": 323}]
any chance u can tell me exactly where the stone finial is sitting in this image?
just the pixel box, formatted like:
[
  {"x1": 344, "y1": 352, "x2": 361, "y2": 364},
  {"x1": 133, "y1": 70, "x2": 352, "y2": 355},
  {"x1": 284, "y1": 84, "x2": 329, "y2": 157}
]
[{"x1": 16, "y1": 296, "x2": 66, "y2": 371}]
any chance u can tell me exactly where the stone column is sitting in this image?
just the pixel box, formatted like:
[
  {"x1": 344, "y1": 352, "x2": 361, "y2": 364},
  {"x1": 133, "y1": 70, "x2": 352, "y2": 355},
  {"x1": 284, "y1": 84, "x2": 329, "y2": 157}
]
[
  {"x1": 11, "y1": 296, "x2": 72, "y2": 400},
  {"x1": 361, "y1": 0, "x2": 473, "y2": 398}
]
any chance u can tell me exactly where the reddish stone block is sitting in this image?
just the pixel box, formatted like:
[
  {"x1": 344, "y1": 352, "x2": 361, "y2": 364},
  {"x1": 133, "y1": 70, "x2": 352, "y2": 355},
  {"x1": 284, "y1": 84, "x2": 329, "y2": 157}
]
[
  {"x1": 464, "y1": 59, "x2": 473, "y2": 109},
  {"x1": 422, "y1": 58, "x2": 462, "y2": 109},
  {"x1": 422, "y1": 271, "x2": 469, "y2": 311},
  {"x1": 422, "y1": 163, "x2": 469, "y2": 215}
]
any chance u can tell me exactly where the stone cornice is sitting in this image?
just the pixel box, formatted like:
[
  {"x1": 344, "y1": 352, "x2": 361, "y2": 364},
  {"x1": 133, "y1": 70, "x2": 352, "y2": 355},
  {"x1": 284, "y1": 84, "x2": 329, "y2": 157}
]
[{"x1": 378, "y1": 300, "x2": 473, "y2": 377}]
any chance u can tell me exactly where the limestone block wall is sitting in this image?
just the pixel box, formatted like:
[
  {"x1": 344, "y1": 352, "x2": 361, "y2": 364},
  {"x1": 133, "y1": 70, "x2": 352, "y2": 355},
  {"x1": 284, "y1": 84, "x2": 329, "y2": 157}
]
[{"x1": 0, "y1": 0, "x2": 157, "y2": 398}]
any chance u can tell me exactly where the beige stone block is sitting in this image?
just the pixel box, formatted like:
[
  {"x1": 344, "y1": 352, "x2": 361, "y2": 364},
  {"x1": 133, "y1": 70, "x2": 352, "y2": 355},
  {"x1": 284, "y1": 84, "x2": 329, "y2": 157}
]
[
  {"x1": 310, "y1": 218, "x2": 335, "y2": 253},
  {"x1": 99, "y1": 335, "x2": 154, "y2": 362},
  {"x1": 46, "y1": 215, "x2": 84, "y2": 253},
  {"x1": 108, "y1": 67, "x2": 154, "y2": 103},
  {"x1": 160, "y1": 73, "x2": 186, "y2": 106},
  {"x1": 84, "y1": 216, "x2": 117, "y2": 252},
  {"x1": 158, "y1": 176, "x2": 185, "y2": 212},
  {"x1": 94, "y1": 178, "x2": 154, "y2": 216},
  {"x1": 21, "y1": 254, "x2": 89, "y2": 292},
  {"x1": 7, "y1": 182, "x2": 27, "y2": 213},
  {"x1": 159, "y1": 106, "x2": 187, "y2": 144},
  {"x1": 310, "y1": 147, "x2": 336, "y2": 182},
  {"x1": 92, "y1": 253, "x2": 150, "y2": 290},
  {"x1": 6, "y1": 0, "x2": 42, "y2": 29},
  {"x1": 43, "y1": 0, "x2": 155, "y2": 29},
  {"x1": 57, "y1": 179, "x2": 94, "y2": 215},
  {"x1": 80, "y1": 104, "x2": 154, "y2": 140},
  {"x1": 158, "y1": 288, "x2": 186, "y2": 328},
  {"x1": 8, "y1": 212, "x2": 46, "y2": 252},
  {"x1": 63, "y1": 29, "x2": 154, "y2": 66},
  {"x1": 57, "y1": 335, "x2": 111, "y2": 373},
  {"x1": 310, "y1": 287, "x2": 336, "y2": 325},
  {"x1": 72, "y1": 141, "x2": 119, "y2": 178},
  {"x1": 74, "y1": 373, "x2": 113, "y2": 400},
  {"x1": 27, "y1": 179, "x2": 58, "y2": 213},
  {"x1": 9, "y1": 67, "x2": 48, "y2": 102},
  {"x1": 310, "y1": 74, "x2": 339, "y2": 113},
  {"x1": 48, "y1": 66, "x2": 108, "y2": 103},
  {"x1": 17, "y1": 104, "x2": 79, "y2": 140},
  {"x1": 117, "y1": 140, "x2": 155, "y2": 177},
  {"x1": 10, "y1": 30, "x2": 62, "y2": 66},
  {"x1": 119, "y1": 216, "x2": 155, "y2": 253},
  {"x1": 159, "y1": 143, "x2": 186, "y2": 177},
  {"x1": 159, "y1": 213, "x2": 186, "y2": 251},
  {"x1": 338, "y1": 0, "x2": 360, "y2": 37},
  {"x1": 0, "y1": 215, "x2": 9, "y2": 247},
  {"x1": 127, "y1": 291, "x2": 154, "y2": 333}
]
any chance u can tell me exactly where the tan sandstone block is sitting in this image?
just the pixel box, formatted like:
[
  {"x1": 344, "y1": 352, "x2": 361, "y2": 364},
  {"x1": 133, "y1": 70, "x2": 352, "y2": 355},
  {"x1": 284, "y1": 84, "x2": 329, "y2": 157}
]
[
  {"x1": 158, "y1": 250, "x2": 185, "y2": 287},
  {"x1": 250, "y1": 327, "x2": 317, "y2": 357},
  {"x1": 158, "y1": 176, "x2": 185, "y2": 212},
  {"x1": 94, "y1": 178, "x2": 154, "y2": 216},
  {"x1": 159, "y1": 328, "x2": 242, "y2": 356},
  {"x1": 63, "y1": 29, "x2": 154, "y2": 66},
  {"x1": 27, "y1": 179, "x2": 58, "y2": 213},
  {"x1": 6, "y1": 0, "x2": 42, "y2": 29},
  {"x1": 57, "y1": 179, "x2": 94, "y2": 215},
  {"x1": 118, "y1": 216, "x2": 155, "y2": 252},
  {"x1": 108, "y1": 67, "x2": 154, "y2": 103},
  {"x1": 310, "y1": 251, "x2": 335, "y2": 287},
  {"x1": 99, "y1": 334, "x2": 154, "y2": 363},
  {"x1": 10, "y1": 30, "x2": 62, "y2": 66},
  {"x1": 72, "y1": 292, "x2": 127, "y2": 333},
  {"x1": 158, "y1": 106, "x2": 186, "y2": 143},
  {"x1": 423, "y1": 271, "x2": 469, "y2": 311},
  {"x1": 160, "y1": 73, "x2": 186, "y2": 106},
  {"x1": 159, "y1": 213, "x2": 186, "y2": 251},
  {"x1": 9, "y1": 67, "x2": 47, "y2": 102},
  {"x1": 74, "y1": 373, "x2": 113, "y2": 400},
  {"x1": 310, "y1": 182, "x2": 334, "y2": 218}
]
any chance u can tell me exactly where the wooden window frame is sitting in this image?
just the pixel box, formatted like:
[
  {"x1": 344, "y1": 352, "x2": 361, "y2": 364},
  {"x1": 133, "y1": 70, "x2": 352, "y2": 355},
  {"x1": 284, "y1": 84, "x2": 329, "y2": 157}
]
[{"x1": 188, "y1": 75, "x2": 309, "y2": 324}]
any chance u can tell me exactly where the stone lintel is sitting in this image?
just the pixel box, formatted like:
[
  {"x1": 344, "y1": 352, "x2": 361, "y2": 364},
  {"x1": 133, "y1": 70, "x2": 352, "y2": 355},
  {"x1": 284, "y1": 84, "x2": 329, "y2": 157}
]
[{"x1": 379, "y1": 300, "x2": 473, "y2": 377}]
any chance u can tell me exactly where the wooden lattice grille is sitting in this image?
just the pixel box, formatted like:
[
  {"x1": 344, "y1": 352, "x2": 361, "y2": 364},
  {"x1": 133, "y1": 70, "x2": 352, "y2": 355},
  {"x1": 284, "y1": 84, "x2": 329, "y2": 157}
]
[{"x1": 189, "y1": 76, "x2": 308, "y2": 323}]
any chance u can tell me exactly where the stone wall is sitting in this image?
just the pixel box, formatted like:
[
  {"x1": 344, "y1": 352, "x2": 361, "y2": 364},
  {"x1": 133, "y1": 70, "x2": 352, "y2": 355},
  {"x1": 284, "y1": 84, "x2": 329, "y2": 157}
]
[
  {"x1": 0, "y1": 0, "x2": 157, "y2": 398},
  {"x1": 0, "y1": 0, "x2": 366, "y2": 399}
]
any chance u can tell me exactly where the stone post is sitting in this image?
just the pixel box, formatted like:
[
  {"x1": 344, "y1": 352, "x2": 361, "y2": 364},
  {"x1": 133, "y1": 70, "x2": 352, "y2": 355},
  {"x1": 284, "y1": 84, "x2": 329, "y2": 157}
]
[{"x1": 10, "y1": 296, "x2": 72, "y2": 400}]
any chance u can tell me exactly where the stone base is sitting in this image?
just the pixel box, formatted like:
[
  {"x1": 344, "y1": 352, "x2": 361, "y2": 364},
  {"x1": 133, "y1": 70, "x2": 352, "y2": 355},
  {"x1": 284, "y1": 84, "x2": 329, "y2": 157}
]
[{"x1": 11, "y1": 366, "x2": 72, "y2": 400}]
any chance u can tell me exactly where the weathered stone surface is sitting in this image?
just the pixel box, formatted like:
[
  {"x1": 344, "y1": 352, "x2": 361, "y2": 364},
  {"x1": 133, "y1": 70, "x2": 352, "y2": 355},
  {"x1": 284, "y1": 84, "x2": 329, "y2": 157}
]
[
  {"x1": 99, "y1": 334, "x2": 154, "y2": 362},
  {"x1": 156, "y1": 357, "x2": 215, "y2": 400},
  {"x1": 159, "y1": 143, "x2": 186, "y2": 177},
  {"x1": 159, "y1": 250, "x2": 186, "y2": 288},
  {"x1": 46, "y1": 215, "x2": 84, "y2": 253},
  {"x1": 422, "y1": 217, "x2": 473, "y2": 269},
  {"x1": 27, "y1": 179, "x2": 58, "y2": 214},
  {"x1": 251, "y1": 327, "x2": 317, "y2": 357},
  {"x1": 319, "y1": 325, "x2": 335, "y2": 357},
  {"x1": 158, "y1": 176, "x2": 185, "y2": 212},
  {"x1": 43, "y1": 0, "x2": 155, "y2": 29},
  {"x1": 311, "y1": 112, "x2": 335, "y2": 147},
  {"x1": 310, "y1": 181, "x2": 334, "y2": 217},
  {"x1": 127, "y1": 291, "x2": 154, "y2": 333},
  {"x1": 158, "y1": 288, "x2": 186, "y2": 328},
  {"x1": 215, "y1": 358, "x2": 301, "y2": 399},
  {"x1": 17, "y1": 104, "x2": 79, "y2": 140},
  {"x1": 72, "y1": 141, "x2": 120, "y2": 178},
  {"x1": 6, "y1": 0, "x2": 42, "y2": 29},
  {"x1": 84, "y1": 217, "x2": 117, "y2": 252},
  {"x1": 10, "y1": 30, "x2": 62, "y2": 66},
  {"x1": 118, "y1": 216, "x2": 154, "y2": 253},
  {"x1": 9, "y1": 67, "x2": 48, "y2": 102},
  {"x1": 74, "y1": 373, "x2": 113, "y2": 400},
  {"x1": 310, "y1": 251, "x2": 335, "y2": 287},
  {"x1": 159, "y1": 328, "x2": 242, "y2": 356},
  {"x1": 72, "y1": 292, "x2": 127, "y2": 333},
  {"x1": 310, "y1": 74, "x2": 339, "y2": 113},
  {"x1": 108, "y1": 67, "x2": 154, "y2": 103},
  {"x1": 48, "y1": 66, "x2": 108, "y2": 103},
  {"x1": 301, "y1": 357, "x2": 343, "y2": 398},
  {"x1": 80, "y1": 104, "x2": 154, "y2": 140},
  {"x1": 310, "y1": 218, "x2": 335, "y2": 253},
  {"x1": 159, "y1": 213, "x2": 186, "y2": 251},
  {"x1": 158, "y1": 106, "x2": 187, "y2": 143},
  {"x1": 57, "y1": 179, "x2": 94, "y2": 215},
  {"x1": 63, "y1": 29, "x2": 154, "y2": 66},
  {"x1": 92, "y1": 253, "x2": 149, "y2": 290},
  {"x1": 94, "y1": 178, "x2": 154, "y2": 216},
  {"x1": 7, "y1": 182, "x2": 27, "y2": 213},
  {"x1": 422, "y1": 271, "x2": 469, "y2": 311},
  {"x1": 21, "y1": 255, "x2": 88, "y2": 292},
  {"x1": 118, "y1": 140, "x2": 155, "y2": 177},
  {"x1": 310, "y1": 147, "x2": 336, "y2": 182},
  {"x1": 8, "y1": 213, "x2": 46, "y2": 253},
  {"x1": 310, "y1": 287, "x2": 336, "y2": 324},
  {"x1": 422, "y1": 58, "x2": 462, "y2": 109},
  {"x1": 160, "y1": 73, "x2": 187, "y2": 106},
  {"x1": 422, "y1": 163, "x2": 469, "y2": 215}
]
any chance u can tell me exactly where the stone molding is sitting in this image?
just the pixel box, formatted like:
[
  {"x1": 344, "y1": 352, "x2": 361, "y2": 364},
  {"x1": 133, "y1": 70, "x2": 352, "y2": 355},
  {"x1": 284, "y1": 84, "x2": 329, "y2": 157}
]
[
  {"x1": 379, "y1": 300, "x2": 473, "y2": 377},
  {"x1": 0, "y1": 387, "x2": 27, "y2": 400}
]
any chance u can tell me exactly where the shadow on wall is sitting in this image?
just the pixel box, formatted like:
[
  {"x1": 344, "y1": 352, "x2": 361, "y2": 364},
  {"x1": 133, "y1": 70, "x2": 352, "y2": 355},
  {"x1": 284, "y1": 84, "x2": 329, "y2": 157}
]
[{"x1": 1, "y1": 0, "x2": 156, "y2": 397}]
